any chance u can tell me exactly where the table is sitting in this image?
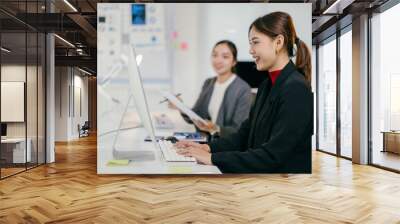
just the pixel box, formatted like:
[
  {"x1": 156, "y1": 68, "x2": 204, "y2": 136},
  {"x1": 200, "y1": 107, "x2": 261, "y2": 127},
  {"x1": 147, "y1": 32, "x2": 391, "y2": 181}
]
[
  {"x1": 1, "y1": 138, "x2": 32, "y2": 164},
  {"x1": 97, "y1": 110, "x2": 221, "y2": 174}
]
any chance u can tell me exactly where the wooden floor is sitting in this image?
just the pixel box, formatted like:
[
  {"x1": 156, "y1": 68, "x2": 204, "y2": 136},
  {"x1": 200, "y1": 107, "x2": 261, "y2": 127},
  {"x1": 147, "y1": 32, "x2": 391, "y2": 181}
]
[
  {"x1": 1, "y1": 163, "x2": 45, "y2": 178},
  {"x1": 372, "y1": 150, "x2": 400, "y2": 171},
  {"x1": 1, "y1": 135, "x2": 400, "y2": 224},
  {"x1": 1, "y1": 167, "x2": 26, "y2": 178}
]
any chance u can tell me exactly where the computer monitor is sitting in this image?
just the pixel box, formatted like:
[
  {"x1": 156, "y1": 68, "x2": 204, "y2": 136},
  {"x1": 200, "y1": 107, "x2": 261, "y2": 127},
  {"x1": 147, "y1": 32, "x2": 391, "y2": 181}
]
[
  {"x1": 126, "y1": 44, "x2": 157, "y2": 145},
  {"x1": 236, "y1": 61, "x2": 267, "y2": 88},
  {"x1": 1, "y1": 123, "x2": 7, "y2": 137},
  {"x1": 112, "y1": 44, "x2": 158, "y2": 161}
]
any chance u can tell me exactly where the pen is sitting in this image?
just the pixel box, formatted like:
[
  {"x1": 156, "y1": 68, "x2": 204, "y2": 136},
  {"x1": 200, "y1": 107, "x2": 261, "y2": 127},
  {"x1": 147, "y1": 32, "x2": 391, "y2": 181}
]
[{"x1": 159, "y1": 93, "x2": 182, "y2": 104}]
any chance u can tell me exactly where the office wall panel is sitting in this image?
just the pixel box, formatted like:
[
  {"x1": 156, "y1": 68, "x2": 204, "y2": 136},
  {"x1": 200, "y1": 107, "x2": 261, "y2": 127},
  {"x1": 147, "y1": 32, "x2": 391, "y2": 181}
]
[{"x1": 1, "y1": 82, "x2": 25, "y2": 122}]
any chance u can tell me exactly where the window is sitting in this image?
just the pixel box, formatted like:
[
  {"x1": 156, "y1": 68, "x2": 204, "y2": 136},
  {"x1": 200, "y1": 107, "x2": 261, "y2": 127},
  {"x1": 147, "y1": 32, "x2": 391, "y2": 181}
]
[
  {"x1": 371, "y1": 3, "x2": 400, "y2": 171},
  {"x1": 339, "y1": 29, "x2": 352, "y2": 158},
  {"x1": 318, "y1": 37, "x2": 337, "y2": 154}
]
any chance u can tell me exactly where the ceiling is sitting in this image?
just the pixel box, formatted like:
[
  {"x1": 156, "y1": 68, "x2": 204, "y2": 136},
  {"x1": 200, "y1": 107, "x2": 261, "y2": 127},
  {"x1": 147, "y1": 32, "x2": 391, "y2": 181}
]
[{"x1": 0, "y1": 0, "x2": 393, "y2": 75}]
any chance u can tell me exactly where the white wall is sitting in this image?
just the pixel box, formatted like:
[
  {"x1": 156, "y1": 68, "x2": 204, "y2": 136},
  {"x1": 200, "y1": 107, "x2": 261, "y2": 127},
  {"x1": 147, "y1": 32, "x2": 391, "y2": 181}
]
[
  {"x1": 1, "y1": 65, "x2": 34, "y2": 138},
  {"x1": 55, "y1": 67, "x2": 89, "y2": 141},
  {"x1": 55, "y1": 67, "x2": 68, "y2": 141},
  {"x1": 1, "y1": 66, "x2": 26, "y2": 126},
  {"x1": 1, "y1": 65, "x2": 26, "y2": 81},
  {"x1": 1, "y1": 82, "x2": 25, "y2": 122},
  {"x1": 1, "y1": 64, "x2": 46, "y2": 163},
  {"x1": 72, "y1": 73, "x2": 89, "y2": 138},
  {"x1": 170, "y1": 4, "x2": 201, "y2": 105}
]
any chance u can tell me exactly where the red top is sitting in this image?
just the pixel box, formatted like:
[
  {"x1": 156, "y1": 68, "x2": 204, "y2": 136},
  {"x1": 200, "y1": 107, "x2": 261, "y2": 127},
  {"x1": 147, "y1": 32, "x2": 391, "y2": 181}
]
[{"x1": 269, "y1": 69, "x2": 282, "y2": 85}]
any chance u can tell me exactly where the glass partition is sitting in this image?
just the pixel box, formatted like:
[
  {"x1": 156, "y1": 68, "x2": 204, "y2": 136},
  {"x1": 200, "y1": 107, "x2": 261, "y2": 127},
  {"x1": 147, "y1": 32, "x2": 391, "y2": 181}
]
[
  {"x1": 1, "y1": 31, "x2": 28, "y2": 178},
  {"x1": 0, "y1": 0, "x2": 46, "y2": 179}
]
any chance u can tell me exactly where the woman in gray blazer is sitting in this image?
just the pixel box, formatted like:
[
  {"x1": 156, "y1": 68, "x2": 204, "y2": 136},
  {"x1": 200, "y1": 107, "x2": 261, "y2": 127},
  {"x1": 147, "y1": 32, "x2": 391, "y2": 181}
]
[{"x1": 172, "y1": 40, "x2": 252, "y2": 137}]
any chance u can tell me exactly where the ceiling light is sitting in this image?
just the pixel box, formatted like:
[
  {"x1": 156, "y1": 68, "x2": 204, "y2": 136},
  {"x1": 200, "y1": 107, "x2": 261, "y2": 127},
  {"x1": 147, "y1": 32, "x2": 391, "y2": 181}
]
[
  {"x1": 1, "y1": 47, "x2": 11, "y2": 53},
  {"x1": 78, "y1": 67, "x2": 92, "y2": 76},
  {"x1": 322, "y1": 0, "x2": 354, "y2": 15},
  {"x1": 54, "y1": 34, "x2": 75, "y2": 48},
  {"x1": 323, "y1": 0, "x2": 341, "y2": 14},
  {"x1": 63, "y1": 0, "x2": 78, "y2": 12}
]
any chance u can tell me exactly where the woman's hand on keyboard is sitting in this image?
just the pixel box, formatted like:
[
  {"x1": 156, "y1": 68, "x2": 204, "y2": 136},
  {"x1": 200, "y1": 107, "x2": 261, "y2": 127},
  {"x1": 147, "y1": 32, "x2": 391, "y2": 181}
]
[
  {"x1": 176, "y1": 146, "x2": 212, "y2": 165},
  {"x1": 175, "y1": 141, "x2": 210, "y2": 152}
]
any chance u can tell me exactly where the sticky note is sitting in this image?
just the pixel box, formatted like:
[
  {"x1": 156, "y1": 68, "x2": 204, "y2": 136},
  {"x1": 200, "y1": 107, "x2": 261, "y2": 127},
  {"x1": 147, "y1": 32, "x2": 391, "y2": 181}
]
[
  {"x1": 168, "y1": 166, "x2": 193, "y2": 174},
  {"x1": 107, "y1": 160, "x2": 130, "y2": 166},
  {"x1": 172, "y1": 31, "x2": 178, "y2": 39},
  {"x1": 180, "y1": 42, "x2": 188, "y2": 50}
]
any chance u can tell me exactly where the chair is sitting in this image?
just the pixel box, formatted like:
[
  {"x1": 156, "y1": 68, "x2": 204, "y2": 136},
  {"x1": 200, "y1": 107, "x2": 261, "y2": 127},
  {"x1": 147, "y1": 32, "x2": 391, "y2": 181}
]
[{"x1": 78, "y1": 121, "x2": 90, "y2": 138}]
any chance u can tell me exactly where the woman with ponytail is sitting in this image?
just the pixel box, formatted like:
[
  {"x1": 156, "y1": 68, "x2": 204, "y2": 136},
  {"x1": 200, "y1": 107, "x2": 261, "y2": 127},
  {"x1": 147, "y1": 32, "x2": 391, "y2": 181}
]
[{"x1": 175, "y1": 12, "x2": 313, "y2": 173}]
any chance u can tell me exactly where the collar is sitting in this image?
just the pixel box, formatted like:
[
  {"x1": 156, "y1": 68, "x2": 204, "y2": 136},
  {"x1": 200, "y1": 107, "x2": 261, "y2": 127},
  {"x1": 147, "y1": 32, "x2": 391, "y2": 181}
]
[
  {"x1": 268, "y1": 69, "x2": 282, "y2": 85},
  {"x1": 272, "y1": 60, "x2": 297, "y2": 88}
]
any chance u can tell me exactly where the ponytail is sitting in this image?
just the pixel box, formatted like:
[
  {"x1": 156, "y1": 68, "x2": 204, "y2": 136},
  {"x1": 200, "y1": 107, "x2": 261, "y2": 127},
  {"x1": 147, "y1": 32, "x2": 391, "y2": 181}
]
[{"x1": 295, "y1": 38, "x2": 311, "y2": 87}]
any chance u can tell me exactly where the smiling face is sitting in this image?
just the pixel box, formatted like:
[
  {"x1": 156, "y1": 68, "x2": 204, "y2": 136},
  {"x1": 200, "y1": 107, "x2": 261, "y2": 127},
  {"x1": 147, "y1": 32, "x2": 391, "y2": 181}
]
[
  {"x1": 211, "y1": 43, "x2": 236, "y2": 75},
  {"x1": 249, "y1": 27, "x2": 282, "y2": 71}
]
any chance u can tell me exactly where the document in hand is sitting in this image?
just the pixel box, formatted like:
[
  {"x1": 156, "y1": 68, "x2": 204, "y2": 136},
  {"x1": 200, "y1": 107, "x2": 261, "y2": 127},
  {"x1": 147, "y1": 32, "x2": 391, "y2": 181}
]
[{"x1": 160, "y1": 91, "x2": 207, "y2": 125}]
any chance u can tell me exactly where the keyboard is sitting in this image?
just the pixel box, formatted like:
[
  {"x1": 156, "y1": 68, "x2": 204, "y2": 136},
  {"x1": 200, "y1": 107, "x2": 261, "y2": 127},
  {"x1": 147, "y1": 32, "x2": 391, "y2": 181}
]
[{"x1": 158, "y1": 140, "x2": 196, "y2": 162}]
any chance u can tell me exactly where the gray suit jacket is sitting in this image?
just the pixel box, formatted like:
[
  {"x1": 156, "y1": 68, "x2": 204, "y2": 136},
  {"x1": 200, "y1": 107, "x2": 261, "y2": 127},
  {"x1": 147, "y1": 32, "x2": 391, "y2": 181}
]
[{"x1": 182, "y1": 76, "x2": 252, "y2": 137}]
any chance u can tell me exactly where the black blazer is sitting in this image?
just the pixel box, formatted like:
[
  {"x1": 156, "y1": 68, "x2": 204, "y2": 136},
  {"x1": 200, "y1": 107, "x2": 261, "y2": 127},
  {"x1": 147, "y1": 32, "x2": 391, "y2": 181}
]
[{"x1": 209, "y1": 61, "x2": 313, "y2": 173}]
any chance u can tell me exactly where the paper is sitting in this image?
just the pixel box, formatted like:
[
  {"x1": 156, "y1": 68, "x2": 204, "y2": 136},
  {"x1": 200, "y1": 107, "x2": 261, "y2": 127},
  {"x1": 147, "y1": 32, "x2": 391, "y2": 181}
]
[
  {"x1": 160, "y1": 91, "x2": 207, "y2": 124},
  {"x1": 168, "y1": 166, "x2": 193, "y2": 173},
  {"x1": 107, "y1": 160, "x2": 130, "y2": 166}
]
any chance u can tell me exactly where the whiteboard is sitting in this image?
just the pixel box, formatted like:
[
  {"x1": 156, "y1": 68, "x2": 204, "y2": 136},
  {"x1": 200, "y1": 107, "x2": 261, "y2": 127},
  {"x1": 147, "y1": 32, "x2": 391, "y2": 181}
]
[{"x1": 1, "y1": 82, "x2": 25, "y2": 122}]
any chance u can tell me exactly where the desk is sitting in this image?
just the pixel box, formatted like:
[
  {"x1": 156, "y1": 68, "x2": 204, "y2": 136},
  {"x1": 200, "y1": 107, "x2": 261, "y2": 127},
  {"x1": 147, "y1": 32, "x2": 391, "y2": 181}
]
[
  {"x1": 382, "y1": 131, "x2": 400, "y2": 154},
  {"x1": 98, "y1": 110, "x2": 221, "y2": 174},
  {"x1": 1, "y1": 138, "x2": 32, "y2": 163}
]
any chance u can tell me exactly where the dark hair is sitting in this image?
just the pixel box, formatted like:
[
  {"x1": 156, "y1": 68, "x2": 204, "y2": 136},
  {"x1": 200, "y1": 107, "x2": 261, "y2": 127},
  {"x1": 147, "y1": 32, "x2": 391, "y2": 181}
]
[
  {"x1": 249, "y1": 12, "x2": 311, "y2": 86},
  {"x1": 213, "y1": 40, "x2": 238, "y2": 73}
]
